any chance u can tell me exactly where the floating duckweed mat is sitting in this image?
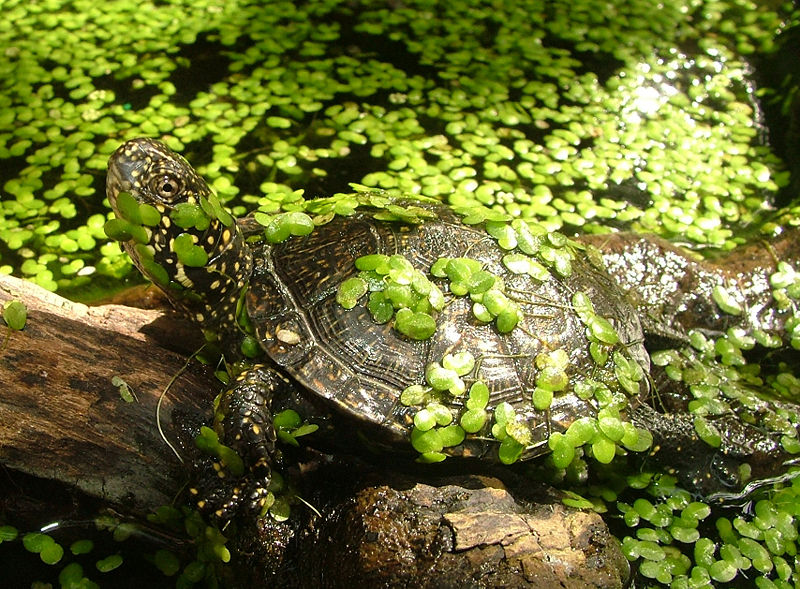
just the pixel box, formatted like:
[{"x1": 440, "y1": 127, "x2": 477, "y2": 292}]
[
  {"x1": 0, "y1": 0, "x2": 795, "y2": 294},
  {"x1": 1, "y1": 0, "x2": 800, "y2": 587}
]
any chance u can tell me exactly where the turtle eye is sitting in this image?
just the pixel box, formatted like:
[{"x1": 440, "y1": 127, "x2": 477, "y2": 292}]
[{"x1": 150, "y1": 173, "x2": 183, "y2": 202}]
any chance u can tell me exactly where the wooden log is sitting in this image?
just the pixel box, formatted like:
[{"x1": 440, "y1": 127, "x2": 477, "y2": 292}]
[{"x1": 0, "y1": 274, "x2": 218, "y2": 513}]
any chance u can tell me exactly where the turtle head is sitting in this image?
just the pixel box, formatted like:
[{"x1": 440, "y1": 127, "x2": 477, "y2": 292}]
[{"x1": 106, "y1": 137, "x2": 252, "y2": 331}]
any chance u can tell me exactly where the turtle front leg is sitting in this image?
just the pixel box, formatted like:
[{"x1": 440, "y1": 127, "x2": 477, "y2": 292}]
[{"x1": 191, "y1": 366, "x2": 291, "y2": 522}]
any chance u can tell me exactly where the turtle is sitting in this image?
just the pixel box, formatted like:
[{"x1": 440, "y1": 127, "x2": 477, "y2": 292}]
[{"x1": 104, "y1": 137, "x2": 795, "y2": 521}]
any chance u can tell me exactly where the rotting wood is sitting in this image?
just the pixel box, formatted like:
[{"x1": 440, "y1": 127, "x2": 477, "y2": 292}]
[{"x1": 0, "y1": 273, "x2": 217, "y2": 512}]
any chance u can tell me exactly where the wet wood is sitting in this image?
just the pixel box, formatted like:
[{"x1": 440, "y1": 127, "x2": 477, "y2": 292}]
[{"x1": 0, "y1": 274, "x2": 218, "y2": 513}]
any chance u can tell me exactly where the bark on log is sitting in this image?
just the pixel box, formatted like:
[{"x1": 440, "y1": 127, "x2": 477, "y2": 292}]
[{"x1": 0, "y1": 273, "x2": 217, "y2": 513}]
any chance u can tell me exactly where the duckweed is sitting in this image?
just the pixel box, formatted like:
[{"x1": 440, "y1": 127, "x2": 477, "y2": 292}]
[
  {"x1": 712, "y1": 284, "x2": 744, "y2": 316},
  {"x1": 194, "y1": 426, "x2": 245, "y2": 478},
  {"x1": 432, "y1": 256, "x2": 522, "y2": 332},
  {"x1": 337, "y1": 252, "x2": 444, "y2": 340},
  {"x1": 260, "y1": 211, "x2": 315, "y2": 243},
  {"x1": 273, "y1": 409, "x2": 319, "y2": 447},
  {"x1": 2, "y1": 300, "x2": 27, "y2": 331},
  {"x1": 23, "y1": 532, "x2": 64, "y2": 565}
]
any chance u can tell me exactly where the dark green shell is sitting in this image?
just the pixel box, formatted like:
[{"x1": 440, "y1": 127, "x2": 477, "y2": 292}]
[{"x1": 245, "y1": 205, "x2": 649, "y2": 456}]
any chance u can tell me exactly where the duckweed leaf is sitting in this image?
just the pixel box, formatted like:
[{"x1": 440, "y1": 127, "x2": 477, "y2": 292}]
[
  {"x1": 571, "y1": 291, "x2": 595, "y2": 321},
  {"x1": 414, "y1": 409, "x2": 436, "y2": 431},
  {"x1": 485, "y1": 221, "x2": 517, "y2": 249},
  {"x1": 274, "y1": 409, "x2": 302, "y2": 430},
  {"x1": 411, "y1": 426, "x2": 443, "y2": 454},
  {"x1": 621, "y1": 425, "x2": 653, "y2": 452},
  {"x1": 561, "y1": 491, "x2": 595, "y2": 510},
  {"x1": 70, "y1": 540, "x2": 94, "y2": 555},
  {"x1": 498, "y1": 436, "x2": 524, "y2": 464},
  {"x1": 589, "y1": 315, "x2": 620, "y2": 345},
  {"x1": 336, "y1": 277, "x2": 368, "y2": 309},
  {"x1": 395, "y1": 308, "x2": 436, "y2": 340},
  {"x1": 694, "y1": 416, "x2": 722, "y2": 448},
  {"x1": 400, "y1": 384, "x2": 430, "y2": 406},
  {"x1": 549, "y1": 433, "x2": 575, "y2": 468},
  {"x1": 712, "y1": 285, "x2": 743, "y2": 315},
  {"x1": 439, "y1": 424, "x2": 465, "y2": 447},
  {"x1": 708, "y1": 559, "x2": 738, "y2": 583},
  {"x1": 0, "y1": 526, "x2": 18, "y2": 543},
  {"x1": 104, "y1": 218, "x2": 145, "y2": 243},
  {"x1": 466, "y1": 270, "x2": 496, "y2": 293},
  {"x1": 23, "y1": 532, "x2": 50, "y2": 553},
  {"x1": 139, "y1": 204, "x2": 161, "y2": 227},
  {"x1": 96, "y1": 554, "x2": 123, "y2": 572},
  {"x1": 467, "y1": 382, "x2": 490, "y2": 410},
  {"x1": 418, "y1": 451, "x2": 448, "y2": 463},
  {"x1": 532, "y1": 386, "x2": 553, "y2": 410},
  {"x1": 496, "y1": 309, "x2": 520, "y2": 332},
  {"x1": 171, "y1": 203, "x2": 210, "y2": 230},
  {"x1": 367, "y1": 292, "x2": 394, "y2": 322},
  {"x1": 201, "y1": 195, "x2": 235, "y2": 227},
  {"x1": 591, "y1": 436, "x2": 617, "y2": 464},
  {"x1": 115, "y1": 191, "x2": 142, "y2": 224},
  {"x1": 58, "y1": 562, "x2": 86, "y2": 586},
  {"x1": 239, "y1": 334, "x2": 261, "y2": 358},
  {"x1": 173, "y1": 233, "x2": 208, "y2": 267},
  {"x1": 23, "y1": 532, "x2": 64, "y2": 565},
  {"x1": 3, "y1": 301, "x2": 27, "y2": 331},
  {"x1": 505, "y1": 420, "x2": 532, "y2": 446},
  {"x1": 263, "y1": 212, "x2": 314, "y2": 243},
  {"x1": 111, "y1": 375, "x2": 136, "y2": 403},
  {"x1": 355, "y1": 254, "x2": 390, "y2": 272},
  {"x1": 195, "y1": 426, "x2": 244, "y2": 476},
  {"x1": 460, "y1": 409, "x2": 487, "y2": 433},
  {"x1": 442, "y1": 351, "x2": 475, "y2": 376},
  {"x1": 425, "y1": 362, "x2": 463, "y2": 393}
]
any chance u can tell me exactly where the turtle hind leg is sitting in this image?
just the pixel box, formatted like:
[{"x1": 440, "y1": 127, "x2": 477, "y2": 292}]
[{"x1": 192, "y1": 366, "x2": 291, "y2": 522}]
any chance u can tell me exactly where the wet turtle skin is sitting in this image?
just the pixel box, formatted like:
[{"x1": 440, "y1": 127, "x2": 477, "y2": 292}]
[{"x1": 104, "y1": 138, "x2": 786, "y2": 521}]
